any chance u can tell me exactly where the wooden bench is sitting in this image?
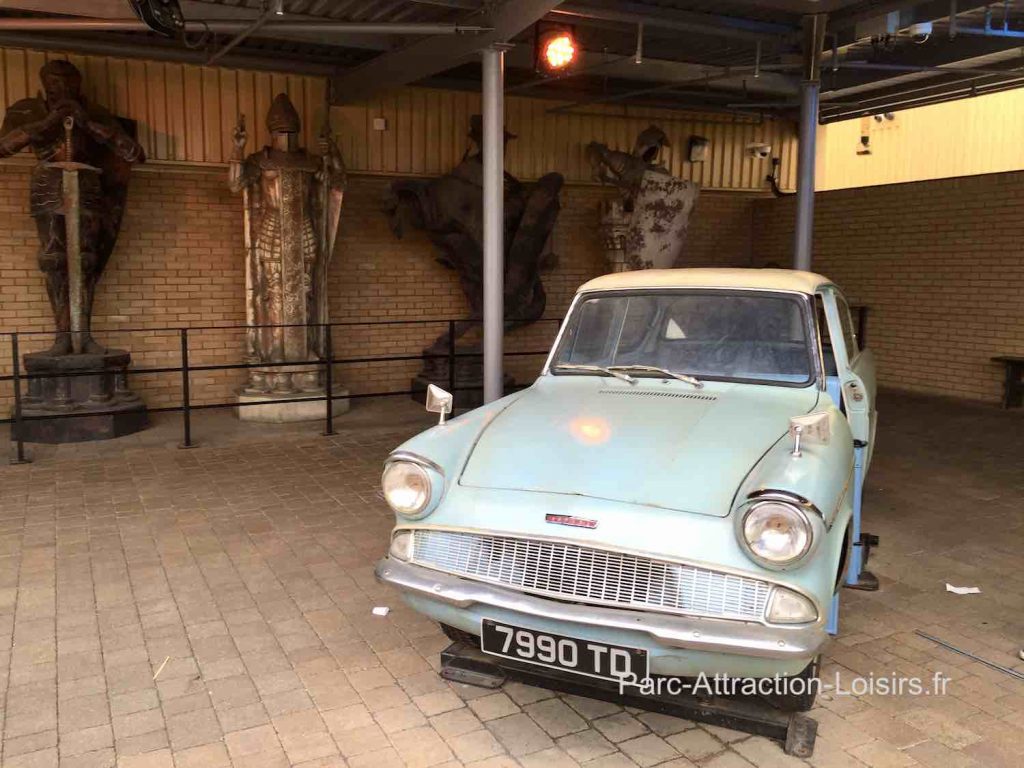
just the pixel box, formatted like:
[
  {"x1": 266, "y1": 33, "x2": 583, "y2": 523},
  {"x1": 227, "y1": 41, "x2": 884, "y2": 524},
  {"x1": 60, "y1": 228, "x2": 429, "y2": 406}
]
[{"x1": 991, "y1": 356, "x2": 1024, "y2": 408}]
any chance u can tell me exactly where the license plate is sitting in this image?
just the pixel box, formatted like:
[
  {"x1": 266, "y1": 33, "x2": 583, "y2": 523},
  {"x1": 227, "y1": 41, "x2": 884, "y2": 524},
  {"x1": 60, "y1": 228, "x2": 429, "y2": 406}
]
[{"x1": 480, "y1": 619, "x2": 648, "y2": 683}]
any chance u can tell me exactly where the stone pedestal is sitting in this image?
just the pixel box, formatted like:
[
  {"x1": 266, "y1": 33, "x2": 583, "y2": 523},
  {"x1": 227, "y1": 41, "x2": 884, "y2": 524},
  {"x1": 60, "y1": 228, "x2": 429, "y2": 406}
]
[
  {"x1": 14, "y1": 349, "x2": 148, "y2": 443},
  {"x1": 236, "y1": 388, "x2": 350, "y2": 423},
  {"x1": 412, "y1": 344, "x2": 514, "y2": 410}
]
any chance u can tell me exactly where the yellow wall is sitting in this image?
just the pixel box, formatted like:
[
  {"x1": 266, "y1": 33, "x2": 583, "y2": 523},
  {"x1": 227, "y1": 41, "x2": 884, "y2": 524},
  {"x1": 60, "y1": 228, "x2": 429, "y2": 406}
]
[
  {"x1": 1, "y1": 46, "x2": 797, "y2": 190},
  {"x1": 816, "y1": 87, "x2": 1024, "y2": 190}
]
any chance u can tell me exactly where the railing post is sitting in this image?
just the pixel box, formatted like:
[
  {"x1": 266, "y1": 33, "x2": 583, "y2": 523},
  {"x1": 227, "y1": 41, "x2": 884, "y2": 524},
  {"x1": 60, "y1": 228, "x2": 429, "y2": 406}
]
[
  {"x1": 10, "y1": 333, "x2": 28, "y2": 464},
  {"x1": 323, "y1": 324, "x2": 335, "y2": 437},
  {"x1": 178, "y1": 328, "x2": 194, "y2": 449},
  {"x1": 447, "y1": 320, "x2": 456, "y2": 393}
]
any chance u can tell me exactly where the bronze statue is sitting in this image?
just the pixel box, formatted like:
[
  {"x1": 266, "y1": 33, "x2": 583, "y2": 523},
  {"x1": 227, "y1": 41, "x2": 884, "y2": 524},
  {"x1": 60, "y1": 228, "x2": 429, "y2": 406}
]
[
  {"x1": 0, "y1": 59, "x2": 144, "y2": 354},
  {"x1": 228, "y1": 93, "x2": 345, "y2": 401},
  {"x1": 0, "y1": 60, "x2": 148, "y2": 442},
  {"x1": 385, "y1": 115, "x2": 563, "y2": 403},
  {"x1": 587, "y1": 125, "x2": 699, "y2": 271}
]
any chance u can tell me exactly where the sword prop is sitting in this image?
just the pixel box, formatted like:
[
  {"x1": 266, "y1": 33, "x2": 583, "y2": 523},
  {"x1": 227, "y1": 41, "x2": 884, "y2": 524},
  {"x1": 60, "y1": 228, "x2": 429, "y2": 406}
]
[
  {"x1": 234, "y1": 114, "x2": 258, "y2": 362},
  {"x1": 46, "y1": 116, "x2": 101, "y2": 354}
]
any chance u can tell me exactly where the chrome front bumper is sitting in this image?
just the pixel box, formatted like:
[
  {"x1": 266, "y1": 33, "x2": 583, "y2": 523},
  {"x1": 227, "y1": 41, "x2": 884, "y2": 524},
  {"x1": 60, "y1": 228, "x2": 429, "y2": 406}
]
[{"x1": 375, "y1": 558, "x2": 829, "y2": 662}]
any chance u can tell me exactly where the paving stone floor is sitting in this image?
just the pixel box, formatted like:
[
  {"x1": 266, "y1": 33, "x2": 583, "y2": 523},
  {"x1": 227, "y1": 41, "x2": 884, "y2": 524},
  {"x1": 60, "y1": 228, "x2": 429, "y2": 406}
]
[{"x1": 0, "y1": 392, "x2": 1022, "y2": 768}]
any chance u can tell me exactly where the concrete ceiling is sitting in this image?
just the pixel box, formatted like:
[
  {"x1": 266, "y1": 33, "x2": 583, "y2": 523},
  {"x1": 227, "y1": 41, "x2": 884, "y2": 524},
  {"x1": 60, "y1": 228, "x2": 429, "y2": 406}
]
[{"x1": 2, "y1": 0, "x2": 1024, "y2": 122}]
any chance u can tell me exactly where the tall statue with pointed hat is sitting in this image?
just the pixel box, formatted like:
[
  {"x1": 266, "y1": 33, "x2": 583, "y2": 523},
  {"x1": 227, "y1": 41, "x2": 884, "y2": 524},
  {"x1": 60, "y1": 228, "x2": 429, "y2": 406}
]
[{"x1": 228, "y1": 92, "x2": 346, "y2": 421}]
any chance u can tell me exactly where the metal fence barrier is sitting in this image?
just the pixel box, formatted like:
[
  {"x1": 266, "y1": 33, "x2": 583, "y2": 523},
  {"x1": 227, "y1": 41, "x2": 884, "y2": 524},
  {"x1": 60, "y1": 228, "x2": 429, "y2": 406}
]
[
  {"x1": 3, "y1": 306, "x2": 869, "y2": 465},
  {"x1": 2, "y1": 317, "x2": 562, "y2": 464}
]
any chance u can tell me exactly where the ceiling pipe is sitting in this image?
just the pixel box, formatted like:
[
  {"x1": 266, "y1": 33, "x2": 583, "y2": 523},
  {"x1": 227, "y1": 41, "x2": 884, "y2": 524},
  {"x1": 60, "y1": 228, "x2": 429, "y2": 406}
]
[
  {"x1": 0, "y1": 31, "x2": 339, "y2": 75},
  {"x1": 546, "y1": 63, "x2": 803, "y2": 114},
  {"x1": 406, "y1": 0, "x2": 794, "y2": 41},
  {"x1": 552, "y1": 1, "x2": 790, "y2": 42},
  {"x1": 0, "y1": 18, "x2": 492, "y2": 34},
  {"x1": 206, "y1": 8, "x2": 272, "y2": 66},
  {"x1": 834, "y1": 60, "x2": 1024, "y2": 77},
  {"x1": 821, "y1": 76, "x2": 1024, "y2": 120}
]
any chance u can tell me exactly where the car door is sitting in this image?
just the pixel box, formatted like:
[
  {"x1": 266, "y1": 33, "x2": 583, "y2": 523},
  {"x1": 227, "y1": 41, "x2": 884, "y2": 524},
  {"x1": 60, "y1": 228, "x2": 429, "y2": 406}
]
[{"x1": 820, "y1": 287, "x2": 877, "y2": 470}]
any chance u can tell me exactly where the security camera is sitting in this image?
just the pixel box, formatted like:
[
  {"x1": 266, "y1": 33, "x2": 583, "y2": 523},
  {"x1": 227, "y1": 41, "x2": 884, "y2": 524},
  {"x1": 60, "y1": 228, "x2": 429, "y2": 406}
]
[
  {"x1": 908, "y1": 21, "x2": 932, "y2": 43},
  {"x1": 746, "y1": 142, "x2": 772, "y2": 160}
]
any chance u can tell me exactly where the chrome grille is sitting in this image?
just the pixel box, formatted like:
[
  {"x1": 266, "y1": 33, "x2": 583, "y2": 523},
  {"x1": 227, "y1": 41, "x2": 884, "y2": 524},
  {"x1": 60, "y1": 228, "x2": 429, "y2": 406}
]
[{"x1": 411, "y1": 529, "x2": 770, "y2": 621}]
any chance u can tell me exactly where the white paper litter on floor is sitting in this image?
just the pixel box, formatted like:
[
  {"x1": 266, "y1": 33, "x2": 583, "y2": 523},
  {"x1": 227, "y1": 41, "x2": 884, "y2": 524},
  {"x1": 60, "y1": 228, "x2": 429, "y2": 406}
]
[
  {"x1": 945, "y1": 583, "x2": 981, "y2": 595},
  {"x1": 372, "y1": 606, "x2": 390, "y2": 616}
]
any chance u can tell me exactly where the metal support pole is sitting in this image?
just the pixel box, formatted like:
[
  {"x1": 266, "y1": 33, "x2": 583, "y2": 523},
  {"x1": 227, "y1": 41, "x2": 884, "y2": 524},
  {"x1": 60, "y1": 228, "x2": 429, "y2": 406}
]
[
  {"x1": 481, "y1": 44, "x2": 508, "y2": 404},
  {"x1": 793, "y1": 80, "x2": 819, "y2": 271},
  {"x1": 179, "y1": 329, "x2": 194, "y2": 449},
  {"x1": 447, "y1": 320, "x2": 457, "y2": 393},
  {"x1": 793, "y1": 14, "x2": 825, "y2": 272},
  {"x1": 323, "y1": 324, "x2": 335, "y2": 436},
  {"x1": 10, "y1": 333, "x2": 28, "y2": 464}
]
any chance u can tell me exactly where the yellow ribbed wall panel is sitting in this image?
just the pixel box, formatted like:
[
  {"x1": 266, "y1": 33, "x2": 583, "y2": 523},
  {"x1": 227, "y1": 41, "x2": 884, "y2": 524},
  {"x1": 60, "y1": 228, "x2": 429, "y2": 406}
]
[
  {"x1": 1, "y1": 45, "x2": 796, "y2": 190},
  {"x1": 817, "y1": 87, "x2": 1024, "y2": 190}
]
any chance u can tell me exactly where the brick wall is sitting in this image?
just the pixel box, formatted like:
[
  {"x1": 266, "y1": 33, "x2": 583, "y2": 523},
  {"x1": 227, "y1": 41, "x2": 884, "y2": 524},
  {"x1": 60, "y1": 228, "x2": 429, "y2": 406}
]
[
  {"x1": 0, "y1": 164, "x2": 756, "y2": 416},
  {"x1": 752, "y1": 172, "x2": 1024, "y2": 403}
]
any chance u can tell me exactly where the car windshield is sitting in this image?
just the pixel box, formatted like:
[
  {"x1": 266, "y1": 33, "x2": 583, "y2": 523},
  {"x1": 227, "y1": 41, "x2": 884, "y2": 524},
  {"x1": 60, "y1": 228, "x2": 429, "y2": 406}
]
[{"x1": 551, "y1": 290, "x2": 814, "y2": 386}]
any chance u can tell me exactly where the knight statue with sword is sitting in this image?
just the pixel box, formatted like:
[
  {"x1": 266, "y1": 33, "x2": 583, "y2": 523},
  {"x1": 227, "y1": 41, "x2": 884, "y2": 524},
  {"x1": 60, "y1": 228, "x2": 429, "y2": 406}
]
[
  {"x1": 228, "y1": 92, "x2": 346, "y2": 418},
  {"x1": 0, "y1": 60, "x2": 144, "y2": 355}
]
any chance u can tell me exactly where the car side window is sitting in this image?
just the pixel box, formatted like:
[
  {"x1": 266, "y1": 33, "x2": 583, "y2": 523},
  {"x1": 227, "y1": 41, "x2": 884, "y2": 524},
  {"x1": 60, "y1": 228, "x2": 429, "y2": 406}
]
[{"x1": 835, "y1": 294, "x2": 860, "y2": 359}]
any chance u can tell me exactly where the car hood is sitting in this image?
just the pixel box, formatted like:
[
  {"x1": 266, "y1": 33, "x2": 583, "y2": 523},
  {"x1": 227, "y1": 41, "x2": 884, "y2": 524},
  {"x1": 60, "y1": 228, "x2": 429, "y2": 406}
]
[{"x1": 459, "y1": 376, "x2": 820, "y2": 517}]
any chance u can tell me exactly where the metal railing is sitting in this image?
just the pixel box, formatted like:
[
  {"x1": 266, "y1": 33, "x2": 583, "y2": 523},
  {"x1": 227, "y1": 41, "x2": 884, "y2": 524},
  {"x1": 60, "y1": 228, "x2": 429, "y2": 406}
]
[
  {"x1": 1, "y1": 317, "x2": 562, "y2": 464},
  {"x1": 3, "y1": 305, "x2": 871, "y2": 464}
]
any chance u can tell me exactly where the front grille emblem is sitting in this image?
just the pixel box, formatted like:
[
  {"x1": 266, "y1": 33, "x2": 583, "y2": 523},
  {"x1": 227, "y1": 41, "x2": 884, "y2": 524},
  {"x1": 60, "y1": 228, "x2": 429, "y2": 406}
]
[{"x1": 545, "y1": 513, "x2": 598, "y2": 529}]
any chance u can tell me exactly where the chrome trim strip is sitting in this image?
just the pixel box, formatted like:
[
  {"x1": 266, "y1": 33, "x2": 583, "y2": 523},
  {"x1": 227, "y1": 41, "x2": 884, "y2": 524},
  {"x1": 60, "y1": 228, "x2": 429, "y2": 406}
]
[
  {"x1": 386, "y1": 450, "x2": 445, "y2": 477},
  {"x1": 376, "y1": 558, "x2": 828, "y2": 661},
  {"x1": 745, "y1": 489, "x2": 823, "y2": 518},
  {"x1": 734, "y1": 494, "x2": 825, "y2": 572}
]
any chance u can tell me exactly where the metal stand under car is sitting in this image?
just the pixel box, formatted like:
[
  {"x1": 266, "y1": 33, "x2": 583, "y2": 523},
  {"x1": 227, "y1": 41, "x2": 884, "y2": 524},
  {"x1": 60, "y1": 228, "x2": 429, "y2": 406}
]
[
  {"x1": 826, "y1": 440, "x2": 881, "y2": 636},
  {"x1": 440, "y1": 642, "x2": 819, "y2": 758}
]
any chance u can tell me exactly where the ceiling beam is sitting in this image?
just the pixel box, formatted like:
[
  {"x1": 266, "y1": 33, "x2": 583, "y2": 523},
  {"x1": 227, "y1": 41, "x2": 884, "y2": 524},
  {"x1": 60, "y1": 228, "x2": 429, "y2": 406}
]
[
  {"x1": 554, "y1": 0, "x2": 796, "y2": 41},
  {"x1": 503, "y1": 46, "x2": 798, "y2": 96},
  {"x1": 331, "y1": 0, "x2": 563, "y2": 105},
  {"x1": 0, "y1": 0, "x2": 395, "y2": 50},
  {"x1": 821, "y1": 35, "x2": 1024, "y2": 98},
  {"x1": 408, "y1": 0, "x2": 797, "y2": 41},
  {"x1": 0, "y1": 30, "x2": 342, "y2": 74}
]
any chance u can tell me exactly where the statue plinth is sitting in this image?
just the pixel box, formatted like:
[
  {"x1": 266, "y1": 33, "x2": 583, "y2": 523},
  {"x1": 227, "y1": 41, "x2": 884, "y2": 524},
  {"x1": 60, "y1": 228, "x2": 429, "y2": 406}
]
[
  {"x1": 236, "y1": 388, "x2": 350, "y2": 423},
  {"x1": 15, "y1": 349, "x2": 148, "y2": 443},
  {"x1": 412, "y1": 343, "x2": 514, "y2": 410}
]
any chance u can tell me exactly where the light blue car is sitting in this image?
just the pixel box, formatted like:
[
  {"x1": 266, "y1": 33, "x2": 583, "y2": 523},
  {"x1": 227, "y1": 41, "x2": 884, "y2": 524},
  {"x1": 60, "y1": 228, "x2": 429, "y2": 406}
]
[{"x1": 376, "y1": 268, "x2": 877, "y2": 711}]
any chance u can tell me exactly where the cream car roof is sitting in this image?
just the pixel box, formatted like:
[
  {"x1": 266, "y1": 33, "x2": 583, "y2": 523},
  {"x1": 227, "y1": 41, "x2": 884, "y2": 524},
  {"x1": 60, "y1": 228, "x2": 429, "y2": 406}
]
[{"x1": 578, "y1": 268, "x2": 834, "y2": 296}]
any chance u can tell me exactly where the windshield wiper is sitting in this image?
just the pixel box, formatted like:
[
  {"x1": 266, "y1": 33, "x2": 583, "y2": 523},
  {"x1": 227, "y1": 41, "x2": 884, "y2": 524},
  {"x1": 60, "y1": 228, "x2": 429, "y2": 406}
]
[
  {"x1": 551, "y1": 363, "x2": 636, "y2": 384},
  {"x1": 607, "y1": 364, "x2": 703, "y2": 388}
]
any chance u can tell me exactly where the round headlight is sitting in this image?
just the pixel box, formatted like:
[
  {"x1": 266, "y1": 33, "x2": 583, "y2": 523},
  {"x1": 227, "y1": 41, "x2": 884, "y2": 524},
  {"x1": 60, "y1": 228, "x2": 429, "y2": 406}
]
[
  {"x1": 742, "y1": 501, "x2": 812, "y2": 566},
  {"x1": 382, "y1": 461, "x2": 431, "y2": 517}
]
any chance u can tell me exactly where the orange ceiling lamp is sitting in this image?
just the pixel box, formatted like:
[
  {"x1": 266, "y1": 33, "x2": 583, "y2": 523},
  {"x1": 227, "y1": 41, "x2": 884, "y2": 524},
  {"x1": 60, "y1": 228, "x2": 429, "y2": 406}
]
[{"x1": 535, "y1": 23, "x2": 578, "y2": 75}]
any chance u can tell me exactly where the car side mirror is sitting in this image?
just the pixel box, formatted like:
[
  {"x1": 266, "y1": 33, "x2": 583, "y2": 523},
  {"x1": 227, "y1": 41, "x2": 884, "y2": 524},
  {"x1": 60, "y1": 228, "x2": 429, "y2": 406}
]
[
  {"x1": 789, "y1": 412, "x2": 830, "y2": 457},
  {"x1": 425, "y1": 384, "x2": 453, "y2": 425}
]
